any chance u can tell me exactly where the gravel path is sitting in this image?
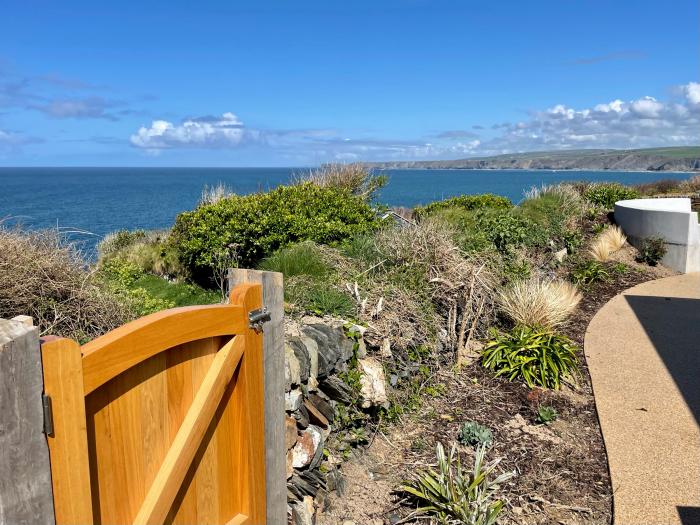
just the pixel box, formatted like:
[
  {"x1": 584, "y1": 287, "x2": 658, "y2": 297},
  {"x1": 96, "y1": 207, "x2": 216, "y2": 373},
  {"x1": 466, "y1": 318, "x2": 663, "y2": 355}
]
[{"x1": 585, "y1": 274, "x2": 700, "y2": 525}]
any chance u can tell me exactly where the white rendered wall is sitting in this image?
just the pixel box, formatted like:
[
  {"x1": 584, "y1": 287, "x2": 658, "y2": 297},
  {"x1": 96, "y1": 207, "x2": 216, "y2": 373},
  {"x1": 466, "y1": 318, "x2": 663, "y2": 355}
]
[{"x1": 614, "y1": 198, "x2": 700, "y2": 273}]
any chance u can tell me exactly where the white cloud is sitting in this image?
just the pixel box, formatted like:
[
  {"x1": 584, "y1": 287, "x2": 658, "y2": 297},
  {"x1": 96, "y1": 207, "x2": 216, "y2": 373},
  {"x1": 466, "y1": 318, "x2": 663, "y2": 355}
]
[
  {"x1": 129, "y1": 82, "x2": 699, "y2": 161},
  {"x1": 478, "y1": 81, "x2": 700, "y2": 154},
  {"x1": 130, "y1": 112, "x2": 248, "y2": 150}
]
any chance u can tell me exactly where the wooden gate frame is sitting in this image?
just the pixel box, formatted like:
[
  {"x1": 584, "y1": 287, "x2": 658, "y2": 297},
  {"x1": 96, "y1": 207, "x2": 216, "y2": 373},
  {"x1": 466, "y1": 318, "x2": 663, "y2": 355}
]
[{"x1": 40, "y1": 283, "x2": 269, "y2": 525}]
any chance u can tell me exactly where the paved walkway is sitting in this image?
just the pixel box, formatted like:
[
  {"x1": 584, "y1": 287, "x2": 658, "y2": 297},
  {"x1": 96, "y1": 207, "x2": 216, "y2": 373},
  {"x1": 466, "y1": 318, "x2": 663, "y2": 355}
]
[{"x1": 585, "y1": 274, "x2": 700, "y2": 525}]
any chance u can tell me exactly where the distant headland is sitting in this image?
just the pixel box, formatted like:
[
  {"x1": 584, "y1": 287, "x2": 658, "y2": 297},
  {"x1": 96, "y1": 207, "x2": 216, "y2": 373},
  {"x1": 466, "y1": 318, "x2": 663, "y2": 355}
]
[{"x1": 364, "y1": 147, "x2": 700, "y2": 172}]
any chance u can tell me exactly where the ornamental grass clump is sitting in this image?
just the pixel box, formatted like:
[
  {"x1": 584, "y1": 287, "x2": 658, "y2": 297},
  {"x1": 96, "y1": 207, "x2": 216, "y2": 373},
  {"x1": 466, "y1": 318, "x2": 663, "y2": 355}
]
[
  {"x1": 0, "y1": 226, "x2": 133, "y2": 342},
  {"x1": 496, "y1": 277, "x2": 581, "y2": 329},
  {"x1": 402, "y1": 442, "x2": 514, "y2": 525},
  {"x1": 481, "y1": 326, "x2": 579, "y2": 389},
  {"x1": 589, "y1": 225, "x2": 627, "y2": 262}
]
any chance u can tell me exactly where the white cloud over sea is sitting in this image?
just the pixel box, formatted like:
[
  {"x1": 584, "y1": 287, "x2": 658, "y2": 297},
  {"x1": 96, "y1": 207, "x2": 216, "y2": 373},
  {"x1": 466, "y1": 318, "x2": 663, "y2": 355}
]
[{"x1": 130, "y1": 82, "x2": 700, "y2": 160}]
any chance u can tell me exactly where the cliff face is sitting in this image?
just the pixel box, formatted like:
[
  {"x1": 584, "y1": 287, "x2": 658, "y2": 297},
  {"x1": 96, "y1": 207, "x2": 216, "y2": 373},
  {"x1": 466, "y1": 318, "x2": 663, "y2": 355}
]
[{"x1": 364, "y1": 148, "x2": 700, "y2": 172}]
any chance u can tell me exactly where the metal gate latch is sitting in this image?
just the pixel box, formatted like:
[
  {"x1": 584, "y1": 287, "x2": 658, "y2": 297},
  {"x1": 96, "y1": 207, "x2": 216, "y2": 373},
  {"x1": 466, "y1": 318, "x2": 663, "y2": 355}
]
[{"x1": 248, "y1": 307, "x2": 271, "y2": 332}]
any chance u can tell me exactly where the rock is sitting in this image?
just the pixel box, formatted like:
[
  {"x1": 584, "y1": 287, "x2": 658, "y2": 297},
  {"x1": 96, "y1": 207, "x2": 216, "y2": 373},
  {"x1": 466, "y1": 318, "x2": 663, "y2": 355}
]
[
  {"x1": 286, "y1": 449, "x2": 294, "y2": 479},
  {"x1": 285, "y1": 344, "x2": 301, "y2": 390},
  {"x1": 289, "y1": 476, "x2": 318, "y2": 500},
  {"x1": 286, "y1": 416, "x2": 298, "y2": 450},
  {"x1": 291, "y1": 495, "x2": 315, "y2": 525},
  {"x1": 304, "y1": 399, "x2": 329, "y2": 428},
  {"x1": 294, "y1": 403, "x2": 310, "y2": 429},
  {"x1": 285, "y1": 389, "x2": 303, "y2": 412},
  {"x1": 554, "y1": 247, "x2": 568, "y2": 263},
  {"x1": 300, "y1": 468, "x2": 326, "y2": 490},
  {"x1": 356, "y1": 337, "x2": 367, "y2": 358},
  {"x1": 291, "y1": 425, "x2": 324, "y2": 469},
  {"x1": 319, "y1": 375, "x2": 353, "y2": 404},
  {"x1": 358, "y1": 357, "x2": 389, "y2": 408},
  {"x1": 380, "y1": 338, "x2": 392, "y2": 358},
  {"x1": 289, "y1": 337, "x2": 311, "y2": 383},
  {"x1": 300, "y1": 335, "x2": 319, "y2": 381},
  {"x1": 301, "y1": 325, "x2": 338, "y2": 378},
  {"x1": 308, "y1": 393, "x2": 335, "y2": 423}
]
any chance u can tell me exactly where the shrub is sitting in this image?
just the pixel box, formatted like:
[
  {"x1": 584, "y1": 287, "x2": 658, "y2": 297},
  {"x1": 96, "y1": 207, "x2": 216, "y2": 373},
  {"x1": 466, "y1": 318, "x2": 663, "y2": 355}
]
[
  {"x1": 415, "y1": 193, "x2": 512, "y2": 217},
  {"x1": 589, "y1": 225, "x2": 627, "y2": 262},
  {"x1": 459, "y1": 421, "x2": 493, "y2": 448},
  {"x1": 635, "y1": 179, "x2": 682, "y2": 196},
  {"x1": 496, "y1": 277, "x2": 581, "y2": 328},
  {"x1": 518, "y1": 185, "x2": 583, "y2": 245},
  {"x1": 584, "y1": 183, "x2": 639, "y2": 209},
  {"x1": 536, "y1": 405, "x2": 558, "y2": 425},
  {"x1": 402, "y1": 443, "x2": 514, "y2": 525},
  {"x1": 0, "y1": 227, "x2": 133, "y2": 342},
  {"x1": 98, "y1": 229, "x2": 183, "y2": 279},
  {"x1": 481, "y1": 327, "x2": 579, "y2": 389},
  {"x1": 294, "y1": 163, "x2": 386, "y2": 200},
  {"x1": 258, "y1": 241, "x2": 330, "y2": 278},
  {"x1": 99, "y1": 258, "x2": 176, "y2": 316},
  {"x1": 636, "y1": 236, "x2": 667, "y2": 266},
  {"x1": 170, "y1": 182, "x2": 381, "y2": 283},
  {"x1": 571, "y1": 261, "x2": 609, "y2": 286}
]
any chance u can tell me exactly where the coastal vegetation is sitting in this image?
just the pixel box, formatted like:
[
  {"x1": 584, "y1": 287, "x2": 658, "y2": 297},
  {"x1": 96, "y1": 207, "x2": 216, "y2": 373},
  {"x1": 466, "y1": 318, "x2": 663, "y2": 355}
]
[{"x1": 2, "y1": 164, "x2": 698, "y2": 524}]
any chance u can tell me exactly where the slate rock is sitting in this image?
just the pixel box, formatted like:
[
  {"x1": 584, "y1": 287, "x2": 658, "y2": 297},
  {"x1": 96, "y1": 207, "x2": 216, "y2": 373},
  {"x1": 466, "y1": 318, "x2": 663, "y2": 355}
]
[
  {"x1": 294, "y1": 403, "x2": 310, "y2": 429},
  {"x1": 308, "y1": 393, "x2": 335, "y2": 423},
  {"x1": 319, "y1": 375, "x2": 353, "y2": 404},
  {"x1": 289, "y1": 337, "x2": 310, "y2": 383}
]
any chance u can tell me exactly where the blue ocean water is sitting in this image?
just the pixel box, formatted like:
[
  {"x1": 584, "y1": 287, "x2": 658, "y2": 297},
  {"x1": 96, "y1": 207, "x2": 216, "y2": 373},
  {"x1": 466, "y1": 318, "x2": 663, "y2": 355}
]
[{"x1": 0, "y1": 167, "x2": 690, "y2": 254}]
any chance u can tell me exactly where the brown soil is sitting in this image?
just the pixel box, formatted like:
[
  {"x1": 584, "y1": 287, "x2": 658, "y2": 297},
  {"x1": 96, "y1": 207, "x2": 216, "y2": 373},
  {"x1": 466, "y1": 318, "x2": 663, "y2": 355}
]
[{"x1": 317, "y1": 252, "x2": 674, "y2": 525}]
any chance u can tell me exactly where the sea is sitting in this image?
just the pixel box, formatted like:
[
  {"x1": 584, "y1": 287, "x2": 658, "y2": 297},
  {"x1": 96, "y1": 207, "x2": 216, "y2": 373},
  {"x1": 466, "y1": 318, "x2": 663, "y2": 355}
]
[{"x1": 0, "y1": 167, "x2": 691, "y2": 256}]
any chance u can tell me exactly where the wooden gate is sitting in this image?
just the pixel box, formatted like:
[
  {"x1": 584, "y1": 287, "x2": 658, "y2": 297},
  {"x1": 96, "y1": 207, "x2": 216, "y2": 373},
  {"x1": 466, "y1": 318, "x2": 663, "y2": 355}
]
[{"x1": 40, "y1": 283, "x2": 266, "y2": 525}]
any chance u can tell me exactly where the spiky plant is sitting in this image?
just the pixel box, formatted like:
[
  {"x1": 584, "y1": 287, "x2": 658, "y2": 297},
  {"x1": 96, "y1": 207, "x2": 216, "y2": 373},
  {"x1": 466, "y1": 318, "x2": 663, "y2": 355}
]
[{"x1": 402, "y1": 443, "x2": 515, "y2": 525}]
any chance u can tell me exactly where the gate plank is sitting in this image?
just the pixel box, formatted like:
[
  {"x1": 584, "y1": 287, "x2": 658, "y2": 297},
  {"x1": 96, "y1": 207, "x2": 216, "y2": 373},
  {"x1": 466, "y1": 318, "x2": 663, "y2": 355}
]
[
  {"x1": 41, "y1": 337, "x2": 94, "y2": 525},
  {"x1": 82, "y1": 304, "x2": 247, "y2": 395},
  {"x1": 133, "y1": 335, "x2": 245, "y2": 525}
]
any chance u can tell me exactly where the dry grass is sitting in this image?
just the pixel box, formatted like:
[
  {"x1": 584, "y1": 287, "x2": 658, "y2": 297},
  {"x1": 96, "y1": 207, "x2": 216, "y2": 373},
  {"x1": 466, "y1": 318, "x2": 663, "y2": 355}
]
[
  {"x1": 368, "y1": 219, "x2": 497, "y2": 359},
  {"x1": 497, "y1": 277, "x2": 581, "y2": 328},
  {"x1": 0, "y1": 226, "x2": 133, "y2": 342},
  {"x1": 295, "y1": 163, "x2": 385, "y2": 199},
  {"x1": 199, "y1": 182, "x2": 235, "y2": 206},
  {"x1": 589, "y1": 225, "x2": 627, "y2": 262}
]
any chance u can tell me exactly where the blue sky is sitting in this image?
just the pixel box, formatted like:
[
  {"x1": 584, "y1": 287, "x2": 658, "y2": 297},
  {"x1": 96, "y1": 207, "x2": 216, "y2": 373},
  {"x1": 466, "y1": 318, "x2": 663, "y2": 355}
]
[{"x1": 0, "y1": 0, "x2": 698, "y2": 166}]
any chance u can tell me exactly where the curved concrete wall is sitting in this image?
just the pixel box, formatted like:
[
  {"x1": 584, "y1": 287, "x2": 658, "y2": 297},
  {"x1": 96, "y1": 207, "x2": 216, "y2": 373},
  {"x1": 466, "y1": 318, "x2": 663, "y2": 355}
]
[{"x1": 614, "y1": 198, "x2": 700, "y2": 273}]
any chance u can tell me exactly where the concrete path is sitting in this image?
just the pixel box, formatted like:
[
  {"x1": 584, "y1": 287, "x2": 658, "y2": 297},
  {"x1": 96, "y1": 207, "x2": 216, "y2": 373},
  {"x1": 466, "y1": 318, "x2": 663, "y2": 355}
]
[{"x1": 585, "y1": 274, "x2": 700, "y2": 525}]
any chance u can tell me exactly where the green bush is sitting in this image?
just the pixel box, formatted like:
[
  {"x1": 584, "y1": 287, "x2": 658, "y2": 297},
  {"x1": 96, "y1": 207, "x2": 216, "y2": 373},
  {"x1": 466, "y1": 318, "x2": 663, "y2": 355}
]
[
  {"x1": 459, "y1": 421, "x2": 493, "y2": 448},
  {"x1": 636, "y1": 236, "x2": 667, "y2": 266},
  {"x1": 170, "y1": 182, "x2": 381, "y2": 283},
  {"x1": 474, "y1": 211, "x2": 540, "y2": 253},
  {"x1": 481, "y1": 326, "x2": 579, "y2": 389},
  {"x1": 584, "y1": 183, "x2": 639, "y2": 209},
  {"x1": 401, "y1": 443, "x2": 514, "y2": 525},
  {"x1": 415, "y1": 194, "x2": 512, "y2": 217},
  {"x1": 571, "y1": 260, "x2": 609, "y2": 286},
  {"x1": 258, "y1": 242, "x2": 330, "y2": 278}
]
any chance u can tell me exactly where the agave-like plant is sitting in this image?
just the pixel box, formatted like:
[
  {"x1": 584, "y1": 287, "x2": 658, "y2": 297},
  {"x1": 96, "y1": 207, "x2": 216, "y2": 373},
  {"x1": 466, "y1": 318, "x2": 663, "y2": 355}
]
[{"x1": 402, "y1": 443, "x2": 515, "y2": 525}]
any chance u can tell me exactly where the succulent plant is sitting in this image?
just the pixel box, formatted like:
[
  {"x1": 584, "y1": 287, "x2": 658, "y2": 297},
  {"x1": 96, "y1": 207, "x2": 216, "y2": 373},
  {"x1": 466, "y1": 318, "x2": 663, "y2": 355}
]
[
  {"x1": 536, "y1": 405, "x2": 558, "y2": 425},
  {"x1": 459, "y1": 421, "x2": 493, "y2": 448}
]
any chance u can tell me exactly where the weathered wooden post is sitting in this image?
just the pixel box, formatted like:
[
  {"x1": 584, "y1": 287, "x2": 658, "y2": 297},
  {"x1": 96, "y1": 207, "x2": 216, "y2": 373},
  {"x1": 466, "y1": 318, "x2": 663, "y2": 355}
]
[
  {"x1": 0, "y1": 317, "x2": 55, "y2": 524},
  {"x1": 227, "y1": 268, "x2": 286, "y2": 525}
]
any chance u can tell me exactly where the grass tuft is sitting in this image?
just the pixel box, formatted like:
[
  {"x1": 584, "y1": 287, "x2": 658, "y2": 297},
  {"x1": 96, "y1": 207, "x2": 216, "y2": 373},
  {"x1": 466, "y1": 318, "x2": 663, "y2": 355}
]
[{"x1": 497, "y1": 277, "x2": 581, "y2": 328}]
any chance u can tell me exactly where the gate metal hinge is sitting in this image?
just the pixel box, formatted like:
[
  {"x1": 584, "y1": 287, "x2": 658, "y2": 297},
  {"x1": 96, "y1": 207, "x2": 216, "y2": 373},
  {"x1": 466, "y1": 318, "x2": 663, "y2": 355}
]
[
  {"x1": 42, "y1": 394, "x2": 54, "y2": 437},
  {"x1": 248, "y1": 307, "x2": 271, "y2": 333}
]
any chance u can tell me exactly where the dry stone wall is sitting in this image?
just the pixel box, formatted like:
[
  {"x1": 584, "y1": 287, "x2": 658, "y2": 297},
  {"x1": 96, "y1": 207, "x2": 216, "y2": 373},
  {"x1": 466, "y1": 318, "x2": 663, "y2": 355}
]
[{"x1": 284, "y1": 319, "x2": 388, "y2": 524}]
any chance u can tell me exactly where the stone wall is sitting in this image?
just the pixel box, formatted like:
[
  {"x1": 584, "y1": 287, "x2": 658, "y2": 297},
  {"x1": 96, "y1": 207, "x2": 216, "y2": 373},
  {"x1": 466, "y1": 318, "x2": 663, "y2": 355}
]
[{"x1": 283, "y1": 319, "x2": 388, "y2": 524}]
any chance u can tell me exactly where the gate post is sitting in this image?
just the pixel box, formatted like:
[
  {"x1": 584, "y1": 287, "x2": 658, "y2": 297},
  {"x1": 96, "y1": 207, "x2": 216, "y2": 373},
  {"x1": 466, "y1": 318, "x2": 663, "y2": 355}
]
[
  {"x1": 228, "y1": 269, "x2": 286, "y2": 525},
  {"x1": 0, "y1": 317, "x2": 55, "y2": 525}
]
